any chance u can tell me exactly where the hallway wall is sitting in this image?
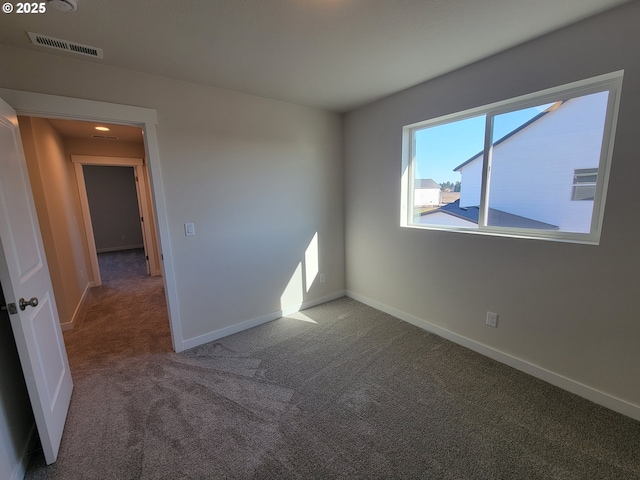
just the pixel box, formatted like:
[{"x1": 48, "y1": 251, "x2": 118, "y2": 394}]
[{"x1": 18, "y1": 116, "x2": 92, "y2": 329}]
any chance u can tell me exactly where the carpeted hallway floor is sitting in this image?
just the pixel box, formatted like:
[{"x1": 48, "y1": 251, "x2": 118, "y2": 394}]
[
  {"x1": 61, "y1": 248, "x2": 173, "y2": 373},
  {"x1": 24, "y1": 249, "x2": 640, "y2": 479}
]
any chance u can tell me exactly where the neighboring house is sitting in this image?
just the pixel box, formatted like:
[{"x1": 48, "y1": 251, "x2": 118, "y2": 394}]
[
  {"x1": 419, "y1": 93, "x2": 608, "y2": 233},
  {"x1": 417, "y1": 199, "x2": 559, "y2": 230},
  {"x1": 414, "y1": 178, "x2": 441, "y2": 206}
]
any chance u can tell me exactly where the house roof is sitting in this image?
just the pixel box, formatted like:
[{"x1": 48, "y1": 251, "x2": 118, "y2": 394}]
[
  {"x1": 421, "y1": 200, "x2": 559, "y2": 230},
  {"x1": 415, "y1": 179, "x2": 441, "y2": 189},
  {"x1": 453, "y1": 101, "x2": 563, "y2": 172}
]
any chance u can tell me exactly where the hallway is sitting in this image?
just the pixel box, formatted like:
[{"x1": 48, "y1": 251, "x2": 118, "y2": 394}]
[{"x1": 63, "y1": 249, "x2": 172, "y2": 376}]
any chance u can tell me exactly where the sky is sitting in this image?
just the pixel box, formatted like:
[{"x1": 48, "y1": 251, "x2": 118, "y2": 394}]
[{"x1": 414, "y1": 103, "x2": 553, "y2": 184}]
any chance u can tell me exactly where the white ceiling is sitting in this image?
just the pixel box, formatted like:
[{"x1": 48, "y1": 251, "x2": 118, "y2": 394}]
[
  {"x1": 46, "y1": 118, "x2": 143, "y2": 142},
  {"x1": 0, "y1": 0, "x2": 631, "y2": 112}
]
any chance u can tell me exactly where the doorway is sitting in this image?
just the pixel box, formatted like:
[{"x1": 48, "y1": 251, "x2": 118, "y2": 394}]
[
  {"x1": 72, "y1": 153, "x2": 162, "y2": 286},
  {"x1": 83, "y1": 165, "x2": 149, "y2": 281},
  {"x1": 0, "y1": 87, "x2": 183, "y2": 352},
  {"x1": 18, "y1": 115, "x2": 163, "y2": 333},
  {"x1": 0, "y1": 90, "x2": 184, "y2": 466}
]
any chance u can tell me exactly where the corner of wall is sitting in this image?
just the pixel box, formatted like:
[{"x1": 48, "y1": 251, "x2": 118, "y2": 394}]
[
  {"x1": 181, "y1": 290, "x2": 346, "y2": 351},
  {"x1": 60, "y1": 281, "x2": 93, "y2": 332}
]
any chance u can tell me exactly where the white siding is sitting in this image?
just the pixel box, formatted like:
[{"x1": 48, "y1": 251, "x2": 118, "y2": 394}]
[
  {"x1": 458, "y1": 159, "x2": 482, "y2": 208},
  {"x1": 414, "y1": 188, "x2": 441, "y2": 206},
  {"x1": 458, "y1": 93, "x2": 608, "y2": 232}
]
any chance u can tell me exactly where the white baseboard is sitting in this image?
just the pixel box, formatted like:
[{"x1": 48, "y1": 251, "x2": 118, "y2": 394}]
[
  {"x1": 96, "y1": 244, "x2": 144, "y2": 253},
  {"x1": 346, "y1": 290, "x2": 640, "y2": 422},
  {"x1": 10, "y1": 424, "x2": 35, "y2": 480},
  {"x1": 181, "y1": 290, "x2": 346, "y2": 351},
  {"x1": 61, "y1": 281, "x2": 93, "y2": 332}
]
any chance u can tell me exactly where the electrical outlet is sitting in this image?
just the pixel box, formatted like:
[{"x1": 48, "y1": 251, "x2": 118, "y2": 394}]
[
  {"x1": 184, "y1": 222, "x2": 196, "y2": 236},
  {"x1": 486, "y1": 311, "x2": 498, "y2": 328},
  {"x1": 319, "y1": 273, "x2": 325, "y2": 283}
]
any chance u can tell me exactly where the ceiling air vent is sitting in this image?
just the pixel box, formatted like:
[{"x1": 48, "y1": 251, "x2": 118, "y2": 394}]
[{"x1": 27, "y1": 32, "x2": 103, "y2": 59}]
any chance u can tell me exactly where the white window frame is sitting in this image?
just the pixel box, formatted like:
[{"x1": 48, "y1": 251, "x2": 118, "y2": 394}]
[{"x1": 400, "y1": 71, "x2": 623, "y2": 245}]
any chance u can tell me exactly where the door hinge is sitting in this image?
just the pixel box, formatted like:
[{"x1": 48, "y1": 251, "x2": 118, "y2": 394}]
[
  {"x1": 140, "y1": 216, "x2": 144, "y2": 222},
  {"x1": 146, "y1": 255, "x2": 149, "y2": 261},
  {"x1": 1, "y1": 303, "x2": 18, "y2": 315}
]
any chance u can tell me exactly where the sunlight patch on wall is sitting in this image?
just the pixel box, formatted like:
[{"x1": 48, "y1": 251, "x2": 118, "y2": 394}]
[
  {"x1": 304, "y1": 232, "x2": 319, "y2": 292},
  {"x1": 280, "y1": 232, "x2": 320, "y2": 316},
  {"x1": 280, "y1": 261, "x2": 303, "y2": 314}
]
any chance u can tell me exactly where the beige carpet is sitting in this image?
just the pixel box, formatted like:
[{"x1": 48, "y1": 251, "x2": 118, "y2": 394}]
[
  {"x1": 24, "y1": 249, "x2": 640, "y2": 479},
  {"x1": 62, "y1": 249, "x2": 172, "y2": 375}
]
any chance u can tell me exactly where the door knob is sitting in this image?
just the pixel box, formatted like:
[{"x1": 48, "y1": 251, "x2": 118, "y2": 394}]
[{"x1": 19, "y1": 297, "x2": 39, "y2": 310}]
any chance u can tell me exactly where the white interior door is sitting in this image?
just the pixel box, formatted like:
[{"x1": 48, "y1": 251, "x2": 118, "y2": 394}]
[{"x1": 0, "y1": 97, "x2": 73, "y2": 465}]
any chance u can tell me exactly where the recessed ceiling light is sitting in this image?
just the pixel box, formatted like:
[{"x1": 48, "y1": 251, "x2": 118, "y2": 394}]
[{"x1": 95, "y1": 126, "x2": 110, "y2": 132}]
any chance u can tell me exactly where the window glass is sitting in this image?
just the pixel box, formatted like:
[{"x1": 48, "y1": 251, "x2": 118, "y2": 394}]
[
  {"x1": 486, "y1": 91, "x2": 608, "y2": 234},
  {"x1": 413, "y1": 115, "x2": 484, "y2": 228},
  {"x1": 572, "y1": 168, "x2": 598, "y2": 201},
  {"x1": 401, "y1": 72, "x2": 622, "y2": 244}
]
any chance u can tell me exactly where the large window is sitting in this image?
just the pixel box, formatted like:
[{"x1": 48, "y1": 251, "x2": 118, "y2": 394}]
[{"x1": 401, "y1": 72, "x2": 623, "y2": 244}]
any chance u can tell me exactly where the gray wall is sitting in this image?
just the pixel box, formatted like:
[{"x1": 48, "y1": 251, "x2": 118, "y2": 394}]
[
  {"x1": 0, "y1": 40, "x2": 345, "y2": 345},
  {"x1": 0, "y1": 283, "x2": 34, "y2": 480},
  {"x1": 83, "y1": 165, "x2": 144, "y2": 252},
  {"x1": 344, "y1": 1, "x2": 640, "y2": 409}
]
